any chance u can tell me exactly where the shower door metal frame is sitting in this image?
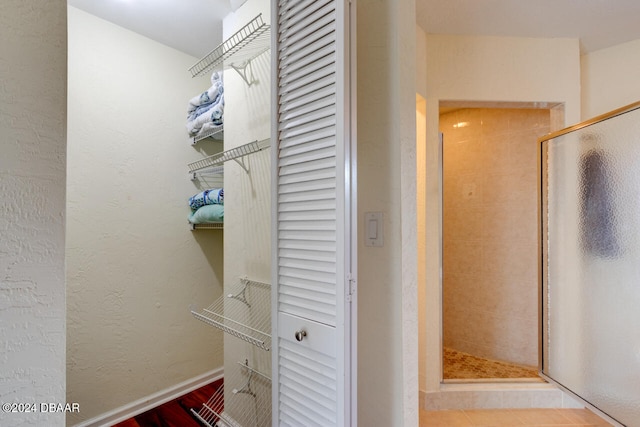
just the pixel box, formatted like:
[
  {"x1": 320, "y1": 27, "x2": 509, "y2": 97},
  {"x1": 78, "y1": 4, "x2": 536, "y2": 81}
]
[{"x1": 538, "y1": 100, "x2": 640, "y2": 427}]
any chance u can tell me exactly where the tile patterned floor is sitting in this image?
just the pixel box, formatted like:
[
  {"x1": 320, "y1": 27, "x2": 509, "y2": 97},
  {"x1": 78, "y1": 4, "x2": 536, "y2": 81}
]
[
  {"x1": 444, "y1": 347, "x2": 539, "y2": 380},
  {"x1": 420, "y1": 408, "x2": 614, "y2": 427}
]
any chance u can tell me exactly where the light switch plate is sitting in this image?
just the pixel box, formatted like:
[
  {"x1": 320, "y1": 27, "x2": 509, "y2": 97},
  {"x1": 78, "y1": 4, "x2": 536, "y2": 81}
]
[{"x1": 365, "y1": 212, "x2": 383, "y2": 247}]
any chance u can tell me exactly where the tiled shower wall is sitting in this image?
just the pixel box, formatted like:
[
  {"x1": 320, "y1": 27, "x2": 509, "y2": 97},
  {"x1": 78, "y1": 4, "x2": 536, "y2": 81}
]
[{"x1": 440, "y1": 108, "x2": 550, "y2": 367}]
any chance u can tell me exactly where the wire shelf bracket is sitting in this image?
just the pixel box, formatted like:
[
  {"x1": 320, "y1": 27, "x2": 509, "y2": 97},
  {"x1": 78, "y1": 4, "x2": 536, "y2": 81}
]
[
  {"x1": 188, "y1": 139, "x2": 270, "y2": 178},
  {"x1": 188, "y1": 14, "x2": 270, "y2": 86},
  {"x1": 232, "y1": 359, "x2": 269, "y2": 398},
  {"x1": 230, "y1": 60, "x2": 256, "y2": 86}
]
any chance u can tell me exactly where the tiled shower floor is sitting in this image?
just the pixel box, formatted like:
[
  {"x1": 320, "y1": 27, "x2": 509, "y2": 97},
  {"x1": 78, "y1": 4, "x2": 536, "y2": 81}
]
[{"x1": 444, "y1": 347, "x2": 539, "y2": 380}]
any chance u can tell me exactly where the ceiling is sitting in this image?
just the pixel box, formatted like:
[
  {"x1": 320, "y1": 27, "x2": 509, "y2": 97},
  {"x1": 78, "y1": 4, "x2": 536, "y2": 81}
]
[
  {"x1": 68, "y1": 0, "x2": 640, "y2": 58},
  {"x1": 67, "y1": 0, "x2": 232, "y2": 58},
  {"x1": 416, "y1": 0, "x2": 640, "y2": 54}
]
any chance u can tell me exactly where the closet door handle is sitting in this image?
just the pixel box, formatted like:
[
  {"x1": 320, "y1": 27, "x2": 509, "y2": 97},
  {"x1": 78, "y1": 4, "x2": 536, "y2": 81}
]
[{"x1": 294, "y1": 329, "x2": 307, "y2": 342}]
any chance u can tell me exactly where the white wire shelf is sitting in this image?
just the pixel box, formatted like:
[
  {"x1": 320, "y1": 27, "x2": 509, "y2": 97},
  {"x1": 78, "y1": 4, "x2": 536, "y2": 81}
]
[
  {"x1": 193, "y1": 124, "x2": 224, "y2": 145},
  {"x1": 190, "y1": 222, "x2": 223, "y2": 231},
  {"x1": 188, "y1": 139, "x2": 270, "y2": 178},
  {"x1": 188, "y1": 14, "x2": 270, "y2": 84},
  {"x1": 191, "y1": 360, "x2": 271, "y2": 427},
  {"x1": 192, "y1": 381, "x2": 226, "y2": 427},
  {"x1": 191, "y1": 278, "x2": 271, "y2": 351}
]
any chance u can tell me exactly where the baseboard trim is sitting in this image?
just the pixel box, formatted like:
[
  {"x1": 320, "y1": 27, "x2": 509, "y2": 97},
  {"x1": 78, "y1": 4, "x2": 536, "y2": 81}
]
[{"x1": 72, "y1": 367, "x2": 224, "y2": 427}]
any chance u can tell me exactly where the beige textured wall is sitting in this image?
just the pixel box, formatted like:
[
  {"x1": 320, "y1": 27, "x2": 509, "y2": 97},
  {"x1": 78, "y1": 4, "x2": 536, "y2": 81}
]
[
  {"x1": 440, "y1": 108, "x2": 549, "y2": 367},
  {"x1": 0, "y1": 1, "x2": 67, "y2": 426},
  {"x1": 358, "y1": 0, "x2": 418, "y2": 425},
  {"x1": 66, "y1": 7, "x2": 224, "y2": 423},
  {"x1": 581, "y1": 38, "x2": 640, "y2": 121}
]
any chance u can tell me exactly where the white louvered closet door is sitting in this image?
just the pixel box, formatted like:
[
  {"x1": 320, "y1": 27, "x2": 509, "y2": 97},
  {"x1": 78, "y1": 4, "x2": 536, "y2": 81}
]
[{"x1": 271, "y1": 0, "x2": 356, "y2": 426}]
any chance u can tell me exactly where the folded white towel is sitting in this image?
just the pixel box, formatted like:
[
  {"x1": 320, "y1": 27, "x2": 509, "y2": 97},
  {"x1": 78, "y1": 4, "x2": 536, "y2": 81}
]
[
  {"x1": 187, "y1": 79, "x2": 223, "y2": 113},
  {"x1": 211, "y1": 71, "x2": 222, "y2": 86},
  {"x1": 186, "y1": 94, "x2": 224, "y2": 136}
]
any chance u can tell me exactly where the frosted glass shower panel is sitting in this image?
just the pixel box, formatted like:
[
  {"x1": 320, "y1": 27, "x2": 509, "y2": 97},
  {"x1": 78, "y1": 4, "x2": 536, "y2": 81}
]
[{"x1": 542, "y1": 105, "x2": 640, "y2": 427}]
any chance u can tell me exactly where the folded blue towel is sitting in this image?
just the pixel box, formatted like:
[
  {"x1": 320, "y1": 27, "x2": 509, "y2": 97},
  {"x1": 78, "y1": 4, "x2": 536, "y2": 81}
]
[
  {"x1": 189, "y1": 188, "x2": 224, "y2": 210},
  {"x1": 189, "y1": 204, "x2": 224, "y2": 224}
]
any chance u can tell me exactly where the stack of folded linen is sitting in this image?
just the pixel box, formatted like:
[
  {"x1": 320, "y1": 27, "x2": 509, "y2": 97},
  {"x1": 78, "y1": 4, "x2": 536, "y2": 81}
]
[
  {"x1": 186, "y1": 72, "x2": 225, "y2": 139},
  {"x1": 188, "y1": 188, "x2": 224, "y2": 224}
]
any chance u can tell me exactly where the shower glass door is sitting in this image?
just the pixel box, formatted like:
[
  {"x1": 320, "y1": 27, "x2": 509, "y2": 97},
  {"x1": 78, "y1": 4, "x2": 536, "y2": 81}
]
[{"x1": 541, "y1": 102, "x2": 640, "y2": 427}]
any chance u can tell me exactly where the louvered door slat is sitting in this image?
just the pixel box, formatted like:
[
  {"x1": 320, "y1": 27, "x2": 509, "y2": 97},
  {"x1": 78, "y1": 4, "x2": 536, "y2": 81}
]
[
  {"x1": 278, "y1": 194, "x2": 335, "y2": 209},
  {"x1": 278, "y1": 267, "x2": 335, "y2": 287},
  {"x1": 279, "y1": 105, "x2": 337, "y2": 132},
  {"x1": 279, "y1": 130, "x2": 335, "y2": 152},
  {"x1": 279, "y1": 94, "x2": 336, "y2": 123},
  {"x1": 278, "y1": 0, "x2": 331, "y2": 26},
  {"x1": 278, "y1": 188, "x2": 336, "y2": 203},
  {"x1": 279, "y1": 371, "x2": 336, "y2": 404},
  {"x1": 278, "y1": 238, "x2": 336, "y2": 252},
  {"x1": 280, "y1": 84, "x2": 336, "y2": 115},
  {"x1": 279, "y1": 278, "x2": 337, "y2": 295},
  {"x1": 278, "y1": 181, "x2": 336, "y2": 195},
  {"x1": 279, "y1": 63, "x2": 335, "y2": 95},
  {"x1": 278, "y1": 220, "x2": 336, "y2": 232},
  {"x1": 279, "y1": 36, "x2": 336, "y2": 75},
  {"x1": 279, "y1": 75, "x2": 335, "y2": 105},
  {"x1": 278, "y1": 6, "x2": 335, "y2": 54},
  {"x1": 275, "y1": 310, "x2": 336, "y2": 327},
  {"x1": 278, "y1": 0, "x2": 325, "y2": 21},
  {"x1": 282, "y1": 284, "x2": 336, "y2": 300},
  {"x1": 280, "y1": 382, "x2": 336, "y2": 415},
  {"x1": 279, "y1": 209, "x2": 336, "y2": 222},
  {"x1": 278, "y1": 200, "x2": 336, "y2": 213},
  {"x1": 278, "y1": 296, "x2": 336, "y2": 318},
  {"x1": 277, "y1": 231, "x2": 334, "y2": 245},
  {"x1": 279, "y1": 400, "x2": 329, "y2": 427},
  {"x1": 278, "y1": 0, "x2": 332, "y2": 31},
  {"x1": 279, "y1": 6, "x2": 335, "y2": 55},
  {"x1": 279, "y1": 116, "x2": 335, "y2": 140},
  {"x1": 278, "y1": 148, "x2": 336, "y2": 169},
  {"x1": 279, "y1": 167, "x2": 335, "y2": 185}
]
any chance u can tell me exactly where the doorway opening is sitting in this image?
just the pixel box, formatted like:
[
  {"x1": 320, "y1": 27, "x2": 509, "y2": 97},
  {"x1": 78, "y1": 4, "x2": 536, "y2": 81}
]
[{"x1": 438, "y1": 100, "x2": 564, "y2": 382}]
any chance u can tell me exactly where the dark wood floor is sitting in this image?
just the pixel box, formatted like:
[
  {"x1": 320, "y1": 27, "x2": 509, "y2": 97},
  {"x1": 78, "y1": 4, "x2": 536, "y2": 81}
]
[{"x1": 112, "y1": 378, "x2": 223, "y2": 427}]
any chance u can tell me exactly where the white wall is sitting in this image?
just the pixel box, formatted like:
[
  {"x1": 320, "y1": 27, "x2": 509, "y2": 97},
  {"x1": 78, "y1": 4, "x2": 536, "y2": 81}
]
[
  {"x1": 0, "y1": 1, "x2": 67, "y2": 426},
  {"x1": 221, "y1": 0, "x2": 272, "y2": 424},
  {"x1": 66, "y1": 7, "x2": 224, "y2": 423},
  {"x1": 358, "y1": 0, "x2": 418, "y2": 425},
  {"x1": 581, "y1": 38, "x2": 640, "y2": 120},
  {"x1": 425, "y1": 34, "x2": 581, "y2": 123}
]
